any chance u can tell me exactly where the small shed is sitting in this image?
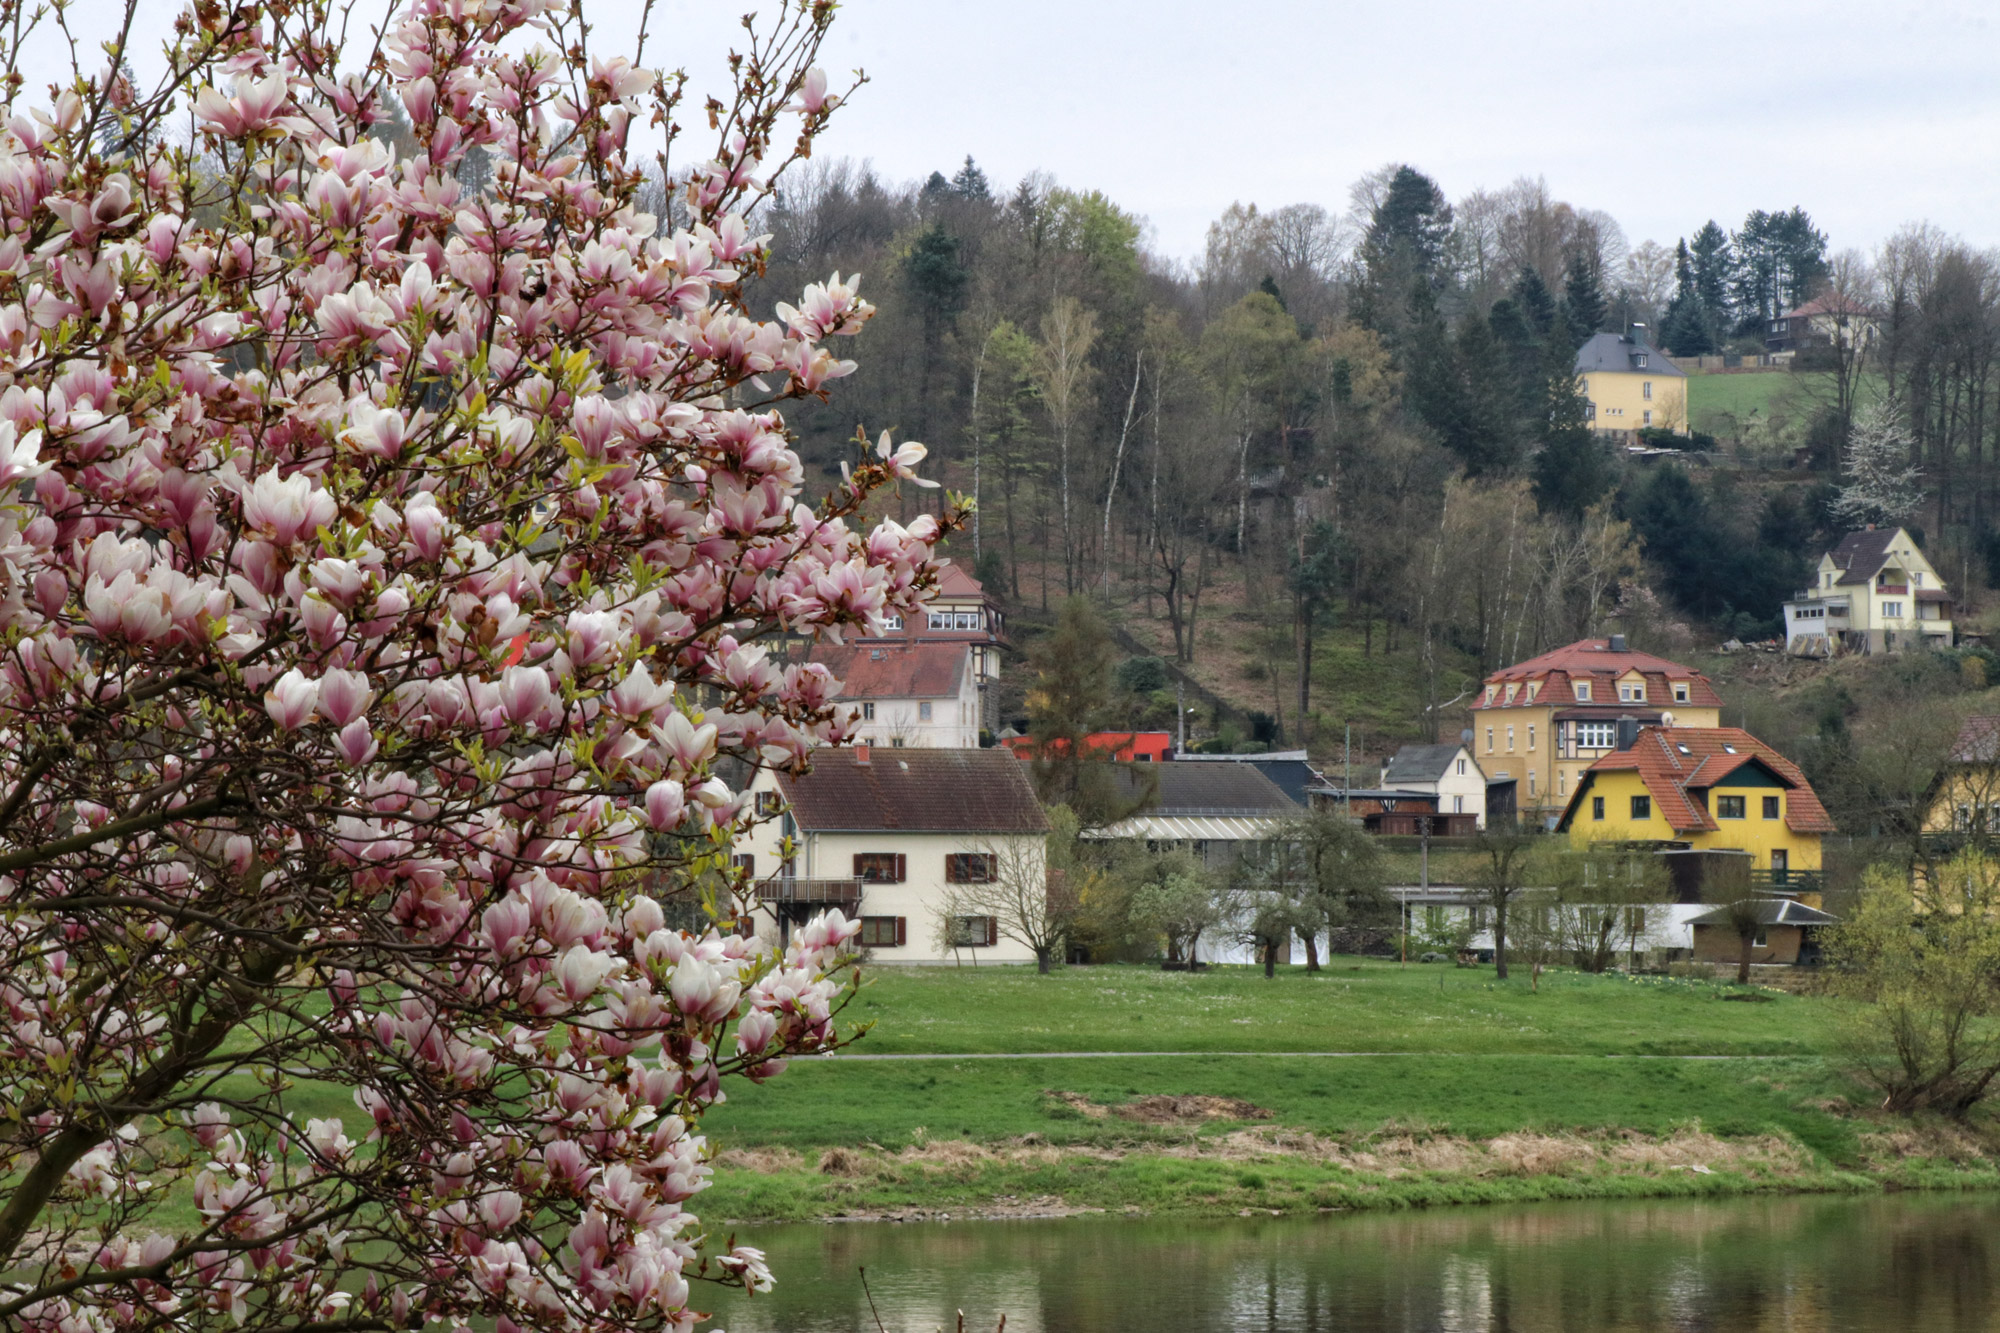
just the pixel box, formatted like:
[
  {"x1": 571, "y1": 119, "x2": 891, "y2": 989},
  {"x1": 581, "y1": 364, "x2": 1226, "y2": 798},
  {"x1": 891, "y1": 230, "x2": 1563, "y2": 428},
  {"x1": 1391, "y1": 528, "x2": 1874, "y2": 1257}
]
[{"x1": 1688, "y1": 898, "x2": 1838, "y2": 967}]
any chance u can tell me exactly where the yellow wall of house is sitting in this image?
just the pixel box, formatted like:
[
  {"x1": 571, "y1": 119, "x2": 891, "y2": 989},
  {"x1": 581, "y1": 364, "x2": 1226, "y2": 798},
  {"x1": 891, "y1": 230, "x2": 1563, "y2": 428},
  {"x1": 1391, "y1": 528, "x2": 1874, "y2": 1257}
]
[
  {"x1": 1476, "y1": 702, "x2": 1723, "y2": 813},
  {"x1": 1582, "y1": 370, "x2": 1687, "y2": 435},
  {"x1": 1567, "y1": 768, "x2": 1822, "y2": 870},
  {"x1": 1924, "y1": 768, "x2": 2000, "y2": 833}
]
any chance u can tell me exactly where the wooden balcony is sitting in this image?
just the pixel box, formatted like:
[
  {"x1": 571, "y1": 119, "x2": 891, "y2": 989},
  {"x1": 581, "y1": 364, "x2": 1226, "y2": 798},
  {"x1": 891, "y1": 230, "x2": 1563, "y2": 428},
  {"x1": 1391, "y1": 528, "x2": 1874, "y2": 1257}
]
[
  {"x1": 755, "y1": 877, "x2": 864, "y2": 908},
  {"x1": 1750, "y1": 869, "x2": 1823, "y2": 895}
]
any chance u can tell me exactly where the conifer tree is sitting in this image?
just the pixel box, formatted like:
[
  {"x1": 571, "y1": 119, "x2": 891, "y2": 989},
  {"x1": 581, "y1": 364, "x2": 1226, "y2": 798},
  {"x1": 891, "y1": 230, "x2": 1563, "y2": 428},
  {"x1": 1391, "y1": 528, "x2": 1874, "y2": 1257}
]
[
  {"x1": 1532, "y1": 314, "x2": 1609, "y2": 518},
  {"x1": 950, "y1": 153, "x2": 991, "y2": 199},
  {"x1": 1661, "y1": 239, "x2": 1713, "y2": 355},
  {"x1": 1689, "y1": 221, "x2": 1735, "y2": 347},
  {"x1": 1562, "y1": 252, "x2": 1609, "y2": 344},
  {"x1": 1511, "y1": 266, "x2": 1558, "y2": 340}
]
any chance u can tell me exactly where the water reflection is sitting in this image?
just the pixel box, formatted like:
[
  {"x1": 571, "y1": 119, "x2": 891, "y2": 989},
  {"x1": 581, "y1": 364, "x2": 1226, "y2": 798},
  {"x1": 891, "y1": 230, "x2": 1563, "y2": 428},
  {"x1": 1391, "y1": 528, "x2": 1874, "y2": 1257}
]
[{"x1": 704, "y1": 1195, "x2": 2000, "y2": 1332}]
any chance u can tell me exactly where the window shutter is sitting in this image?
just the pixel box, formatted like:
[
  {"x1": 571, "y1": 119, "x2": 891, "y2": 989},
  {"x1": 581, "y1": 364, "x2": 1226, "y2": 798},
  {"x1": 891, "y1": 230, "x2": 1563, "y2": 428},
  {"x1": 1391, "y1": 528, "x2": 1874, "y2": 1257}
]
[
  {"x1": 985, "y1": 915, "x2": 998, "y2": 947},
  {"x1": 852, "y1": 853, "x2": 865, "y2": 879},
  {"x1": 894, "y1": 853, "x2": 906, "y2": 883},
  {"x1": 945, "y1": 854, "x2": 959, "y2": 883},
  {"x1": 895, "y1": 917, "x2": 907, "y2": 947}
]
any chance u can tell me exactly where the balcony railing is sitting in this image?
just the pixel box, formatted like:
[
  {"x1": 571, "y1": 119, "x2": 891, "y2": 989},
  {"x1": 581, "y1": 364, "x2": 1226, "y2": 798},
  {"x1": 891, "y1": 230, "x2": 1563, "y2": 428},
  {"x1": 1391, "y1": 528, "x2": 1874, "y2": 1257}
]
[
  {"x1": 1877, "y1": 584, "x2": 1908, "y2": 595},
  {"x1": 1750, "y1": 869, "x2": 1822, "y2": 894},
  {"x1": 755, "y1": 877, "x2": 864, "y2": 908}
]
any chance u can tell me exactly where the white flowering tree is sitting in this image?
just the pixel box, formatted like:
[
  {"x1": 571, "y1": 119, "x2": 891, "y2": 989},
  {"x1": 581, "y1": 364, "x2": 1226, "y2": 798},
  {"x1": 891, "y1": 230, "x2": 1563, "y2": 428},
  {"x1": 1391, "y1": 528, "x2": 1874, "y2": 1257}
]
[
  {"x1": 1832, "y1": 397, "x2": 1924, "y2": 527},
  {"x1": 0, "y1": 1, "x2": 956, "y2": 1329}
]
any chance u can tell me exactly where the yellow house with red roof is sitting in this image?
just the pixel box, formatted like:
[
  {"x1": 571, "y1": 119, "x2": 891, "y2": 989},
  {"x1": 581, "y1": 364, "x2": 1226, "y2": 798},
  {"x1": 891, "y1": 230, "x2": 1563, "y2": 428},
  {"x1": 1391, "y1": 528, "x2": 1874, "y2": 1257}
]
[
  {"x1": 1469, "y1": 636, "x2": 1722, "y2": 820},
  {"x1": 1556, "y1": 726, "x2": 1836, "y2": 889}
]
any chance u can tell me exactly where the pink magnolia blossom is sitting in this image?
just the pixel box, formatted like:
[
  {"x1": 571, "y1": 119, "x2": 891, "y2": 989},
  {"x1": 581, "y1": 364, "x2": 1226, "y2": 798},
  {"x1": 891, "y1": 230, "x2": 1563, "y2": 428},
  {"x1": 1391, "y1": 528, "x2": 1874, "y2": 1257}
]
[
  {"x1": 264, "y1": 669, "x2": 319, "y2": 730},
  {"x1": 0, "y1": 3, "x2": 958, "y2": 1330}
]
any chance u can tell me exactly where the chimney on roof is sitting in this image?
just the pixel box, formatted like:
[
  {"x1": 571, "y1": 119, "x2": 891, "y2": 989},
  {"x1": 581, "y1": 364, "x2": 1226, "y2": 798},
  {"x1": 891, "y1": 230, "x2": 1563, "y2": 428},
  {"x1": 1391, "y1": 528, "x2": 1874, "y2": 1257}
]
[
  {"x1": 1615, "y1": 716, "x2": 1640, "y2": 751},
  {"x1": 1608, "y1": 633, "x2": 1627, "y2": 653},
  {"x1": 853, "y1": 744, "x2": 870, "y2": 766},
  {"x1": 1628, "y1": 322, "x2": 1647, "y2": 345}
]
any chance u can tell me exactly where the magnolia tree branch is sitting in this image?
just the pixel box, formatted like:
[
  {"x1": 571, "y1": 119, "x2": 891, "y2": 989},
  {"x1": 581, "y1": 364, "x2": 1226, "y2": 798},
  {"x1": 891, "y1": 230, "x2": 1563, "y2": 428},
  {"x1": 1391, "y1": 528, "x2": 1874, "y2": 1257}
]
[{"x1": 0, "y1": 1, "x2": 955, "y2": 1328}]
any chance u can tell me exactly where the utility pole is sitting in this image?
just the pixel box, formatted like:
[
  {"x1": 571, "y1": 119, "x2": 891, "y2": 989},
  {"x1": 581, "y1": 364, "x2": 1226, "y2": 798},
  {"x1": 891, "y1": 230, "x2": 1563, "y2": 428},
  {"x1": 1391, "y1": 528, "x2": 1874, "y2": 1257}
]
[
  {"x1": 1176, "y1": 679, "x2": 1186, "y2": 756},
  {"x1": 1344, "y1": 723, "x2": 1352, "y2": 817}
]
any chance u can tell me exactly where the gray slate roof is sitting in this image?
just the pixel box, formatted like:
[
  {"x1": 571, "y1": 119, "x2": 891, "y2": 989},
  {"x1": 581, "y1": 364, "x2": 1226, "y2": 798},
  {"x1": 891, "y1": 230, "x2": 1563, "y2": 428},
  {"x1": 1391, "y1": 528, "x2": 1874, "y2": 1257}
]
[
  {"x1": 1689, "y1": 898, "x2": 1839, "y2": 927},
  {"x1": 1828, "y1": 528, "x2": 1900, "y2": 586},
  {"x1": 1115, "y1": 761, "x2": 1299, "y2": 817},
  {"x1": 1381, "y1": 744, "x2": 1466, "y2": 785},
  {"x1": 1574, "y1": 332, "x2": 1685, "y2": 378}
]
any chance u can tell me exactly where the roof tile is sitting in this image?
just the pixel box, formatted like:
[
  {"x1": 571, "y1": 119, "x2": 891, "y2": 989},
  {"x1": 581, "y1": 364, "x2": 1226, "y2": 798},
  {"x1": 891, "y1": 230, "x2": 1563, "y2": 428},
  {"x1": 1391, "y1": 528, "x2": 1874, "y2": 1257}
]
[
  {"x1": 778, "y1": 748, "x2": 1048, "y2": 833},
  {"x1": 1563, "y1": 727, "x2": 1835, "y2": 835}
]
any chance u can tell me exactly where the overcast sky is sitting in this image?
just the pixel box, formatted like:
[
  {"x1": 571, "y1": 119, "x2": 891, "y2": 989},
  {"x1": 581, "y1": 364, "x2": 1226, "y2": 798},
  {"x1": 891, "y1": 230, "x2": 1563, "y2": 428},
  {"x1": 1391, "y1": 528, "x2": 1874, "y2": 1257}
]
[{"x1": 50, "y1": 0, "x2": 2000, "y2": 262}]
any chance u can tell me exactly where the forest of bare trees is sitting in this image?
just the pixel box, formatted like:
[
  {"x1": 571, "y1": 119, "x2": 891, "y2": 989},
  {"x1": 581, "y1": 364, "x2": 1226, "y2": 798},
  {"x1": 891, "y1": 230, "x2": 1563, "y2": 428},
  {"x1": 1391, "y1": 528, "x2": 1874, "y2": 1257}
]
[{"x1": 734, "y1": 154, "x2": 2000, "y2": 746}]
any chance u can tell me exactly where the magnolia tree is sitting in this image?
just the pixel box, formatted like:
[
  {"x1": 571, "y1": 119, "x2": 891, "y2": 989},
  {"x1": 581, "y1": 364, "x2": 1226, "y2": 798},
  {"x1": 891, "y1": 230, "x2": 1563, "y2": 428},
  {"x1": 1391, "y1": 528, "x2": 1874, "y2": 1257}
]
[{"x1": 0, "y1": 1, "x2": 956, "y2": 1329}]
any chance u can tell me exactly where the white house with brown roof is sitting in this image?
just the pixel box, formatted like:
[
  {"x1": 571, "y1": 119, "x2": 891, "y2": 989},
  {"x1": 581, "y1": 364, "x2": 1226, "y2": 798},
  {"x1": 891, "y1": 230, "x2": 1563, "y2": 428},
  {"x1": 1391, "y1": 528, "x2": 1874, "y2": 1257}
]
[
  {"x1": 1783, "y1": 527, "x2": 1952, "y2": 656},
  {"x1": 739, "y1": 747, "x2": 1048, "y2": 964},
  {"x1": 802, "y1": 564, "x2": 1003, "y2": 747}
]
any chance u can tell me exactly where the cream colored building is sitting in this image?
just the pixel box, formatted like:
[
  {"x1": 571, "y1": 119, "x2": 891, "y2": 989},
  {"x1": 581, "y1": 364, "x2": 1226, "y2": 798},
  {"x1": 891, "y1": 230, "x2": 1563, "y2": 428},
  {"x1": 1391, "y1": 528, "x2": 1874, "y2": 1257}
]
[
  {"x1": 803, "y1": 564, "x2": 1003, "y2": 747},
  {"x1": 1576, "y1": 326, "x2": 1687, "y2": 438},
  {"x1": 1469, "y1": 636, "x2": 1723, "y2": 824},
  {"x1": 1783, "y1": 526, "x2": 1953, "y2": 656},
  {"x1": 739, "y1": 747, "x2": 1048, "y2": 964}
]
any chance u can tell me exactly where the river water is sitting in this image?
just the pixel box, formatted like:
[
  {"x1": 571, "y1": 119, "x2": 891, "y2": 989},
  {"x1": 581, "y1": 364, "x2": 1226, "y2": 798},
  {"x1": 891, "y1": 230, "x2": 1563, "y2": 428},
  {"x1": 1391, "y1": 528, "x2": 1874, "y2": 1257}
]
[{"x1": 704, "y1": 1194, "x2": 2000, "y2": 1331}]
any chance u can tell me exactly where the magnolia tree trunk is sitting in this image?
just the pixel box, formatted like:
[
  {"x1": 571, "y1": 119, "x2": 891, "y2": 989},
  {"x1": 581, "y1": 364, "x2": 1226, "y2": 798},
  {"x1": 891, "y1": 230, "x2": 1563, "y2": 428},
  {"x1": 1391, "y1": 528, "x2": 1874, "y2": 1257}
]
[{"x1": 0, "y1": 5, "x2": 958, "y2": 1331}]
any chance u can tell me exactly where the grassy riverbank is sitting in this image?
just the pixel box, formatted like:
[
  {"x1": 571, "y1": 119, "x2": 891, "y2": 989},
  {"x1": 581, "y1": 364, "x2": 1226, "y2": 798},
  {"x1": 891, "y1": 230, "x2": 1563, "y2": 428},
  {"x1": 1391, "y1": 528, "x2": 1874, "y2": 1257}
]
[{"x1": 700, "y1": 962, "x2": 2000, "y2": 1222}]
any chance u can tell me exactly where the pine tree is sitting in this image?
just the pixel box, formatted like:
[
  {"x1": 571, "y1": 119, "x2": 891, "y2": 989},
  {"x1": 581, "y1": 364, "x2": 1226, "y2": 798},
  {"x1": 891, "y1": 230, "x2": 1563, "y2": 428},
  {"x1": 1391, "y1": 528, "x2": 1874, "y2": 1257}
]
[
  {"x1": 1511, "y1": 266, "x2": 1557, "y2": 340},
  {"x1": 1562, "y1": 252, "x2": 1608, "y2": 344},
  {"x1": 1532, "y1": 324, "x2": 1609, "y2": 518},
  {"x1": 1660, "y1": 240, "x2": 1713, "y2": 355},
  {"x1": 1832, "y1": 398, "x2": 1924, "y2": 527},
  {"x1": 1689, "y1": 221, "x2": 1735, "y2": 348},
  {"x1": 949, "y1": 154, "x2": 991, "y2": 200},
  {"x1": 1354, "y1": 165, "x2": 1454, "y2": 349}
]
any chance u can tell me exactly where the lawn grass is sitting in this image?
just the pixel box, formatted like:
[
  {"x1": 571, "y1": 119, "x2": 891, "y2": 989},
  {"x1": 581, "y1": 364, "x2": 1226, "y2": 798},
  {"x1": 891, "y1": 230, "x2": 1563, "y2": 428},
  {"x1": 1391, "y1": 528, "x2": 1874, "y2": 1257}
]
[
  {"x1": 1685, "y1": 369, "x2": 1887, "y2": 436},
  {"x1": 835, "y1": 960, "x2": 1833, "y2": 1057},
  {"x1": 681, "y1": 961, "x2": 1979, "y2": 1221},
  {"x1": 707, "y1": 1054, "x2": 1858, "y2": 1157}
]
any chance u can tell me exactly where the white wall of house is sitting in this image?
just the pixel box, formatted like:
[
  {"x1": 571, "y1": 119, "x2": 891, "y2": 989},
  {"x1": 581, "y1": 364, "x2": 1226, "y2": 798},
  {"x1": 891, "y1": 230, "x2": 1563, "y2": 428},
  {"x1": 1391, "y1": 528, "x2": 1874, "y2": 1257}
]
[
  {"x1": 846, "y1": 690, "x2": 980, "y2": 748},
  {"x1": 1787, "y1": 530, "x2": 1953, "y2": 654},
  {"x1": 1383, "y1": 747, "x2": 1488, "y2": 827},
  {"x1": 739, "y1": 817, "x2": 1046, "y2": 965}
]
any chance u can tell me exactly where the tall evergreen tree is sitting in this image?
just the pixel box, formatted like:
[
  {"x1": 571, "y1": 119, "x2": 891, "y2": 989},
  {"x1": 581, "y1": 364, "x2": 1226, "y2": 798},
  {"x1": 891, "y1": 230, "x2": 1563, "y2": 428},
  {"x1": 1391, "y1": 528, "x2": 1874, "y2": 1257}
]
[
  {"x1": 1511, "y1": 266, "x2": 1557, "y2": 340},
  {"x1": 1561, "y1": 252, "x2": 1608, "y2": 344},
  {"x1": 949, "y1": 154, "x2": 991, "y2": 200},
  {"x1": 903, "y1": 223, "x2": 969, "y2": 439},
  {"x1": 1731, "y1": 206, "x2": 1829, "y2": 330},
  {"x1": 1688, "y1": 221, "x2": 1735, "y2": 347},
  {"x1": 1660, "y1": 239, "x2": 1713, "y2": 355},
  {"x1": 1531, "y1": 317, "x2": 1608, "y2": 518},
  {"x1": 1363, "y1": 166, "x2": 1454, "y2": 276},
  {"x1": 1353, "y1": 165, "x2": 1454, "y2": 351}
]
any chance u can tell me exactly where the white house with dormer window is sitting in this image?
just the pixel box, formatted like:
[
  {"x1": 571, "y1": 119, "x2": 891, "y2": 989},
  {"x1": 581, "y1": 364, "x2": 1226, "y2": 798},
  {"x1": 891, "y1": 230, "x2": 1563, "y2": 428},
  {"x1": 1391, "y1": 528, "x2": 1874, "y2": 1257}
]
[{"x1": 1784, "y1": 527, "x2": 1952, "y2": 656}]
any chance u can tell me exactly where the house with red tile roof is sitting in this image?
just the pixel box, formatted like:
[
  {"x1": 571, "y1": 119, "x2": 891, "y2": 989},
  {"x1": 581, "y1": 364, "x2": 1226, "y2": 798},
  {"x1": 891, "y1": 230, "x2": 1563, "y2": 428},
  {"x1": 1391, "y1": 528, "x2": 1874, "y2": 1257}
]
[
  {"x1": 1470, "y1": 636, "x2": 1722, "y2": 821},
  {"x1": 1556, "y1": 725, "x2": 1834, "y2": 900},
  {"x1": 799, "y1": 564, "x2": 1004, "y2": 747}
]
